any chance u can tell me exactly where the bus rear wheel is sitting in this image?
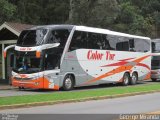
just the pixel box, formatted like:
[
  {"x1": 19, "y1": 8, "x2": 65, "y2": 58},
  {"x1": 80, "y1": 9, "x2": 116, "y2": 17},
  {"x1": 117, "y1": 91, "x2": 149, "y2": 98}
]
[
  {"x1": 130, "y1": 72, "x2": 138, "y2": 85},
  {"x1": 62, "y1": 75, "x2": 74, "y2": 91},
  {"x1": 122, "y1": 73, "x2": 130, "y2": 86}
]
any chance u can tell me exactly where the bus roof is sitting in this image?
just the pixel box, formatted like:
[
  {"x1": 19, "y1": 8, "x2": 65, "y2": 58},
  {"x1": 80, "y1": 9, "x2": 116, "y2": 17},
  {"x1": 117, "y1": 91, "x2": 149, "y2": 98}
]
[
  {"x1": 75, "y1": 26, "x2": 150, "y2": 40},
  {"x1": 152, "y1": 39, "x2": 160, "y2": 42},
  {"x1": 30, "y1": 24, "x2": 74, "y2": 30},
  {"x1": 28, "y1": 25, "x2": 150, "y2": 40}
]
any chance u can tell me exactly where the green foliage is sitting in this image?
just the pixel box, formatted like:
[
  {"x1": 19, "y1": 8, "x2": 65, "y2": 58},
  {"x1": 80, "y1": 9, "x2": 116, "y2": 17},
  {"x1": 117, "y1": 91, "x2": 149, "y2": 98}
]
[
  {"x1": 68, "y1": 0, "x2": 119, "y2": 28},
  {"x1": 0, "y1": 0, "x2": 16, "y2": 24},
  {"x1": 114, "y1": 1, "x2": 155, "y2": 37},
  {"x1": 1, "y1": 0, "x2": 160, "y2": 37}
]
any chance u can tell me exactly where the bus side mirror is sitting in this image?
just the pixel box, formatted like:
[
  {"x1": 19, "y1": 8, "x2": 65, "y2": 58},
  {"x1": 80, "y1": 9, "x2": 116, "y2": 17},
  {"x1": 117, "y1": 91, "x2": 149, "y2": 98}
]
[
  {"x1": 4, "y1": 51, "x2": 7, "y2": 58},
  {"x1": 36, "y1": 51, "x2": 41, "y2": 58},
  {"x1": 4, "y1": 45, "x2": 15, "y2": 59}
]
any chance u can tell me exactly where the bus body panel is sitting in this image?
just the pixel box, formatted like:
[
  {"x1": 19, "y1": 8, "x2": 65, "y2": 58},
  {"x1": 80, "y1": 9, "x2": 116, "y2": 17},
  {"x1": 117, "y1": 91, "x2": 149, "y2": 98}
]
[
  {"x1": 7, "y1": 25, "x2": 151, "y2": 90},
  {"x1": 12, "y1": 70, "x2": 60, "y2": 90},
  {"x1": 62, "y1": 49, "x2": 151, "y2": 87}
]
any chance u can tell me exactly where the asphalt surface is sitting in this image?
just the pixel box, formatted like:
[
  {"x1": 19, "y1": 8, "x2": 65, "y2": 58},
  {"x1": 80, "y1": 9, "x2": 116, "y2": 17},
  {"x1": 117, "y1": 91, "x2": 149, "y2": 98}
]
[
  {"x1": 0, "y1": 81, "x2": 157, "y2": 97},
  {"x1": 1, "y1": 92, "x2": 160, "y2": 114}
]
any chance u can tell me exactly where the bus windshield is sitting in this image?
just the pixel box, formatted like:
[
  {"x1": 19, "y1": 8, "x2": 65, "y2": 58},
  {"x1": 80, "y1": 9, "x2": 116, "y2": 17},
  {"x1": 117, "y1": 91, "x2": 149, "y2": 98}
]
[
  {"x1": 17, "y1": 29, "x2": 48, "y2": 46},
  {"x1": 17, "y1": 28, "x2": 71, "y2": 47},
  {"x1": 151, "y1": 56, "x2": 160, "y2": 70},
  {"x1": 152, "y1": 42, "x2": 160, "y2": 53},
  {"x1": 13, "y1": 53, "x2": 42, "y2": 74}
]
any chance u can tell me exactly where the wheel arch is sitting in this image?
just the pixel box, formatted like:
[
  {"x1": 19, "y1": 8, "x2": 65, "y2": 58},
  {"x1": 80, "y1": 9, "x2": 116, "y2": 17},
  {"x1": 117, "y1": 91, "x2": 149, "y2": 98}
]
[{"x1": 61, "y1": 72, "x2": 76, "y2": 87}]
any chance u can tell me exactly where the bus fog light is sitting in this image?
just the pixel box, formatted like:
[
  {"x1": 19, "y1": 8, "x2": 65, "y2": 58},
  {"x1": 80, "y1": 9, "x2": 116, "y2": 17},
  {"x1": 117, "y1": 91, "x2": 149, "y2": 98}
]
[{"x1": 35, "y1": 82, "x2": 39, "y2": 86}]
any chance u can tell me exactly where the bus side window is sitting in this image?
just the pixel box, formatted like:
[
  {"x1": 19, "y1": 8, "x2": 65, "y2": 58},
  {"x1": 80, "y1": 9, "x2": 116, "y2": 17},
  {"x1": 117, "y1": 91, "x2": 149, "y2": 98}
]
[
  {"x1": 88, "y1": 33, "x2": 101, "y2": 49},
  {"x1": 152, "y1": 42, "x2": 155, "y2": 52},
  {"x1": 116, "y1": 37, "x2": 129, "y2": 51},
  {"x1": 10, "y1": 53, "x2": 14, "y2": 67},
  {"x1": 134, "y1": 38, "x2": 150, "y2": 52},
  {"x1": 47, "y1": 31, "x2": 59, "y2": 44},
  {"x1": 69, "y1": 31, "x2": 87, "y2": 51},
  {"x1": 107, "y1": 35, "x2": 117, "y2": 50},
  {"x1": 45, "y1": 53, "x2": 60, "y2": 70},
  {"x1": 129, "y1": 38, "x2": 135, "y2": 52},
  {"x1": 101, "y1": 34, "x2": 114, "y2": 50}
]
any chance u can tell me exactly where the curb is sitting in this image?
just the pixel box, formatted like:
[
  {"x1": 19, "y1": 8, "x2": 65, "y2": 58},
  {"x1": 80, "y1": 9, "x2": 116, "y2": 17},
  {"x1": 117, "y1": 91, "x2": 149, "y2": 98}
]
[
  {"x1": 0, "y1": 86, "x2": 17, "y2": 90},
  {"x1": 0, "y1": 90, "x2": 160, "y2": 110}
]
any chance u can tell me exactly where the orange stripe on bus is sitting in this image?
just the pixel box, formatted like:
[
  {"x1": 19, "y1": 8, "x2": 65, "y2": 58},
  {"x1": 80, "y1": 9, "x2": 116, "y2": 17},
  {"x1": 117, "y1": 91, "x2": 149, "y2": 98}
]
[
  {"x1": 84, "y1": 55, "x2": 150, "y2": 85},
  {"x1": 144, "y1": 72, "x2": 151, "y2": 80}
]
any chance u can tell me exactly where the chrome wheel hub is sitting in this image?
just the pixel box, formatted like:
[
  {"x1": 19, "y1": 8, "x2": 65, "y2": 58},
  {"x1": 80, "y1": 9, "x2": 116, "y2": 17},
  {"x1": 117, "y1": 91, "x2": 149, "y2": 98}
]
[{"x1": 65, "y1": 78, "x2": 72, "y2": 89}]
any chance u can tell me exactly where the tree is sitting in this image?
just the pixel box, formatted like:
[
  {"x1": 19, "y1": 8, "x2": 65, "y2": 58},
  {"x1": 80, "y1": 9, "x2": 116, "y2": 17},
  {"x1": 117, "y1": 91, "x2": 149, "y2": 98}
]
[
  {"x1": 68, "y1": 0, "x2": 119, "y2": 28},
  {"x1": 14, "y1": 0, "x2": 69, "y2": 25},
  {"x1": 114, "y1": 1, "x2": 154, "y2": 37},
  {"x1": 0, "y1": 0, "x2": 16, "y2": 24}
]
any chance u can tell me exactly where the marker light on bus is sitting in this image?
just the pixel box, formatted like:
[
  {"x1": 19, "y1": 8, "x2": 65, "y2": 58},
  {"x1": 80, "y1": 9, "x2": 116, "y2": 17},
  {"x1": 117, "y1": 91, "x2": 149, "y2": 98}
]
[
  {"x1": 3, "y1": 51, "x2": 6, "y2": 58},
  {"x1": 36, "y1": 51, "x2": 41, "y2": 58}
]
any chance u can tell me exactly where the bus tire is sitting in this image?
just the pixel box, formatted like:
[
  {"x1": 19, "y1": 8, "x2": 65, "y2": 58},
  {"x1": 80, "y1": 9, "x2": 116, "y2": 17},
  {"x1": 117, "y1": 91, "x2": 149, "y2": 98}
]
[
  {"x1": 130, "y1": 72, "x2": 138, "y2": 85},
  {"x1": 122, "y1": 73, "x2": 130, "y2": 86},
  {"x1": 152, "y1": 78, "x2": 157, "y2": 82},
  {"x1": 18, "y1": 87, "x2": 24, "y2": 90},
  {"x1": 18, "y1": 87, "x2": 22, "y2": 90},
  {"x1": 62, "y1": 75, "x2": 74, "y2": 91}
]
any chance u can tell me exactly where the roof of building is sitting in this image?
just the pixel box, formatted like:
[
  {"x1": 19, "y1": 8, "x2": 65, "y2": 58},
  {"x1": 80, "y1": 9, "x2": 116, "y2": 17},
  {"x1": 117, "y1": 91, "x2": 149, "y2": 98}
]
[
  {"x1": 5, "y1": 22, "x2": 34, "y2": 33},
  {"x1": 0, "y1": 22, "x2": 34, "y2": 36},
  {"x1": 0, "y1": 22, "x2": 34, "y2": 40}
]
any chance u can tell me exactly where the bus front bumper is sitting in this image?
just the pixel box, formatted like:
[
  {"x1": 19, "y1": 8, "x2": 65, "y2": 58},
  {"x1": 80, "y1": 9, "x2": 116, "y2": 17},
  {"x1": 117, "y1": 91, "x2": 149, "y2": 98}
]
[
  {"x1": 12, "y1": 77, "x2": 59, "y2": 90},
  {"x1": 151, "y1": 70, "x2": 160, "y2": 79}
]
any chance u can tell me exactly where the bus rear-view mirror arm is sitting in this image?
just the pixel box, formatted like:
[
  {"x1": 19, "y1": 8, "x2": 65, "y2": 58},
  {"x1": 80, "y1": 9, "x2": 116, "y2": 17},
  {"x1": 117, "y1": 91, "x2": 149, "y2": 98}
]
[
  {"x1": 4, "y1": 45, "x2": 16, "y2": 58},
  {"x1": 36, "y1": 43, "x2": 60, "y2": 58}
]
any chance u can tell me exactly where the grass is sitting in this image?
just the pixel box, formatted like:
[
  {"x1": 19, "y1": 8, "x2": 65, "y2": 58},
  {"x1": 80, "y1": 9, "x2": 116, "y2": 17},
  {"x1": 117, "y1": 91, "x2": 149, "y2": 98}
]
[{"x1": 0, "y1": 83, "x2": 160, "y2": 106}]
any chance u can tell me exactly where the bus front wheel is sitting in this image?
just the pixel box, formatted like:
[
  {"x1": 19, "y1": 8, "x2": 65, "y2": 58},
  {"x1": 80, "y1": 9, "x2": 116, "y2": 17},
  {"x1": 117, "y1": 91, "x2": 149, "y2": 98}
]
[{"x1": 62, "y1": 75, "x2": 74, "y2": 91}]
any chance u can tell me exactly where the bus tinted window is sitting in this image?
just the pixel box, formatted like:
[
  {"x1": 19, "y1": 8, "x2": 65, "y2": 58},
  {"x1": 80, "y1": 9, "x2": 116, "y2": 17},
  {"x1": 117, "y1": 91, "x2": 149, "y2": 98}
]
[
  {"x1": 47, "y1": 29, "x2": 70, "y2": 47},
  {"x1": 17, "y1": 29, "x2": 48, "y2": 46},
  {"x1": 69, "y1": 31, "x2": 88, "y2": 51},
  {"x1": 101, "y1": 34, "x2": 114, "y2": 50},
  {"x1": 69, "y1": 30, "x2": 150, "y2": 53},
  {"x1": 116, "y1": 37, "x2": 129, "y2": 51},
  {"x1": 134, "y1": 39, "x2": 150, "y2": 52},
  {"x1": 151, "y1": 56, "x2": 160, "y2": 70},
  {"x1": 88, "y1": 33, "x2": 102, "y2": 49},
  {"x1": 152, "y1": 41, "x2": 160, "y2": 53},
  {"x1": 45, "y1": 53, "x2": 60, "y2": 70},
  {"x1": 107, "y1": 35, "x2": 117, "y2": 50}
]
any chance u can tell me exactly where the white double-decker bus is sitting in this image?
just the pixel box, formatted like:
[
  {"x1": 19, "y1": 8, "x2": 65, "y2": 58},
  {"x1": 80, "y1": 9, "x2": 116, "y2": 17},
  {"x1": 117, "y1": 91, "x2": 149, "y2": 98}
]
[{"x1": 4, "y1": 25, "x2": 151, "y2": 90}]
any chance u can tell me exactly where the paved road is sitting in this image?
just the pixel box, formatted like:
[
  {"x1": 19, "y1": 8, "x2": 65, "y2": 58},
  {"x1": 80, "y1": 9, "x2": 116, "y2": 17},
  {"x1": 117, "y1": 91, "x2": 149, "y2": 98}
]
[
  {"x1": 0, "y1": 89, "x2": 53, "y2": 97},
  {"x1": 0, "y1": 81, "x2": 156, "y2": 97},
  {"x1": 1, "y1": 92, "x2": 160, "y2": 114}
]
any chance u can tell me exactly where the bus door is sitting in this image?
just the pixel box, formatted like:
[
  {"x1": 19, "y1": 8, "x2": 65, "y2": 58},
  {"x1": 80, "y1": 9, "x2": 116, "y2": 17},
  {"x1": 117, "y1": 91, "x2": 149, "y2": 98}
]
[
  {"x1": 43, "y1": 52, "x2": 61, "y2": 89},
  {"x1": 6, "y1": 52, "x2": 15, "y2": 84}
]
